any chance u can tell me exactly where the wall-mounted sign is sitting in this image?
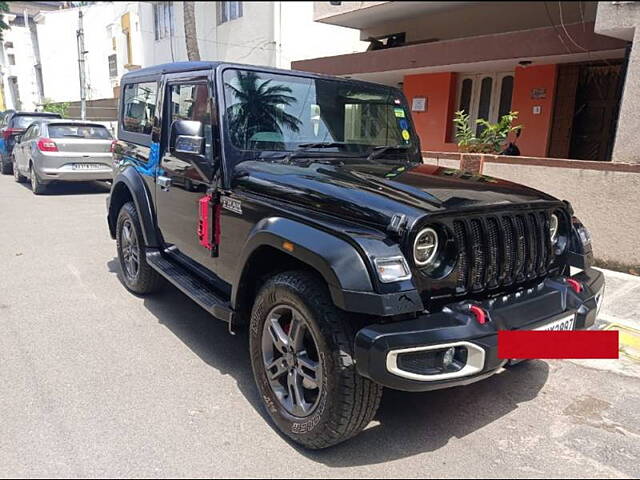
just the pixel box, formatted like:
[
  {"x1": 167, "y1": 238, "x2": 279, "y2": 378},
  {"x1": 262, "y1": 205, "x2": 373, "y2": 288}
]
[
  {"x1": 412, "y1": 97, "x2": 427, "y2": 112},
  {"x1": 531, "y1": 88, "x2": 547, "y2": 99}
]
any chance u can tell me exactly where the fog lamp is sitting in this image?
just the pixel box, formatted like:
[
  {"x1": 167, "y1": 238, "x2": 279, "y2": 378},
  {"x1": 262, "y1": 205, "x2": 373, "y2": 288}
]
[{"x1": 442, "y1": 347, "x2": 455, "y2": 368}]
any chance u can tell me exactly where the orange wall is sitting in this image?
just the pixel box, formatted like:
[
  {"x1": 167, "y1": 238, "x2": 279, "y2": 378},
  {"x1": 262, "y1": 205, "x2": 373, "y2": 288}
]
[
  {"x1": 511, "y1": 64, "x2": 558, "y2": 157},
  {"x1": 403, "y1": 72, "x2": 458, "y2": 152}
]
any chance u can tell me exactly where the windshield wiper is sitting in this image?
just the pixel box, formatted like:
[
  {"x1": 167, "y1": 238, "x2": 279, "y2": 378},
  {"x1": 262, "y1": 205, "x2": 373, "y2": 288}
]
[
  {"x1": 284, "y1": 142, "x2": 354, "y2": 163},
  {"x1": 367, "y1": 145, "x2": 411, "y2": 163}
]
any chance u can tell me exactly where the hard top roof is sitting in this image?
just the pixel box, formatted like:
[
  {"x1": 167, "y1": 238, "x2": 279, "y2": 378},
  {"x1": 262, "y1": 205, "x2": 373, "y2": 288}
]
[{"x1": 120, "y1": 61, "x2": 399, "y2": 92}]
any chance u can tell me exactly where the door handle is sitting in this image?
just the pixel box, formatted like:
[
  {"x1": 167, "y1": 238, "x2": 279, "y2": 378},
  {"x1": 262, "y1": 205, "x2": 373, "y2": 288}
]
[{"x1": 157, "y1": 175, "x2": 172, "y2": 191}]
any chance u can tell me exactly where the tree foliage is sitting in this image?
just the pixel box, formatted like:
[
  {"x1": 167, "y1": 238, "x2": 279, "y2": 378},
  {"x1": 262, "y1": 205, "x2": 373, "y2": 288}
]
[
  {"x1": 0, "y1": 2, "x2": 10, "y2": 41},
  {"x1": 42, "y1": 99, "x2": 69, "y2": 117}
]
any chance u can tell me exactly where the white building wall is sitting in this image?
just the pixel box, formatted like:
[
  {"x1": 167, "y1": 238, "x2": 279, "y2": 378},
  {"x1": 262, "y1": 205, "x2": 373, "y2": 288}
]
[
  {"x1": 28, "y1": 1, "x2": 369, "y2": 107},
  {"x1": 135, "y1": 2, "x2": 276, "y2": 67},
  {"x1": 35, "y1": 3, "x2": 127, "y2": 103},
  {"x1": 278, "y1": 1, "x2": 367, "y2": 69},
  {"x1": 1, "y1": 14, "x2": 41, "y2": 110}
]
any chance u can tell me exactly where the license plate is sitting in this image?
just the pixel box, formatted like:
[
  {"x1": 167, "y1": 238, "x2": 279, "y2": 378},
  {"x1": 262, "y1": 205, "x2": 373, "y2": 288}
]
[
  {"x1": 72, "y1": 163, "x2": 102, "y2": 170},
  {"x1": 535, "y1": 315, "x2": 575, "y2": 331}
]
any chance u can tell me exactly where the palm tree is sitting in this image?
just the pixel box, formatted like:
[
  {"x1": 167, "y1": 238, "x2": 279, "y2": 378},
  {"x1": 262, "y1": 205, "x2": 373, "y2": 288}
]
[
  {"x1": 225, "y1": 70, "x2": 302, "y2": 148},
  {"x1": 183, "y1": 1, "x2": 200, "y2": 61}
]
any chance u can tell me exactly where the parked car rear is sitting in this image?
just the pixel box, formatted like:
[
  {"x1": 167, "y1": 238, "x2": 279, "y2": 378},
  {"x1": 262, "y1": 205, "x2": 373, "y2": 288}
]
[
  {"x1": 12, "y1": 119, "x2": 114, "y2": 194},
  {"x1": 0, "y1": 111, "x2": 62, "y2": 174}
]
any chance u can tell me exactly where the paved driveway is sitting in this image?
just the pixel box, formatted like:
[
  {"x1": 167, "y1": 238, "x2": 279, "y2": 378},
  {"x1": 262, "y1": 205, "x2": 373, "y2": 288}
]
[{"x1": 0, "y1": 175, "x2": 639, "y2": 478}]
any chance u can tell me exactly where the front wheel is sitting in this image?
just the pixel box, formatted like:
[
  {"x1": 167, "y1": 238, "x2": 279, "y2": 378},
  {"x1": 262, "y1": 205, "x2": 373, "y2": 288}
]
[
  {"x1": 13, "y1": 157, "x2": 26, "y2": 183},
  {"x1": 249, "y1": 271, "x2": 383, "y2": 449}
]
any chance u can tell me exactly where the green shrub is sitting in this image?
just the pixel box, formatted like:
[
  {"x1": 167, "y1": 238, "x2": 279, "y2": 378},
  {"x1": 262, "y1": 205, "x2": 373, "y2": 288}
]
[{"x1": 453, "y1": 110, "x2": 521, "y2": 154}]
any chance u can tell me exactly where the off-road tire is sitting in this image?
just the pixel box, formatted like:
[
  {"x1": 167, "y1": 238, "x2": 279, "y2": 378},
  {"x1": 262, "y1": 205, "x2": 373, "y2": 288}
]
[
  {"x1": 249, "y1": 270, "x2": 383, "y2": 449},
  {"x1": 30, "y1": 165, "x2": 46, "y2": 195},
  {"x1": 116, "y1": 201, "x2": 164, "y2": 294}
]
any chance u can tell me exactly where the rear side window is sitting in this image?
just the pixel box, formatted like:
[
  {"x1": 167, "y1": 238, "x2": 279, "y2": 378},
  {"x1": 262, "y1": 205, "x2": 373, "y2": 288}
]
[
  {"x1": 49, "y1": 124, "x2": 112, "y2": 139},
  {"x1": 12, "y1": 116, "x2": 49, "y2": 129},
  {"x1": 122, "y1": 82, "x2": 158, "y2": 134}
]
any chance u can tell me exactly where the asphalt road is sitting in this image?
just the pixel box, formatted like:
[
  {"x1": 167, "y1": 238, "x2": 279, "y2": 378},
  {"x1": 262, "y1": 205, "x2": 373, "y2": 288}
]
[{"x1": 1, "y1": 174, "x2": 639, "y2": 478}]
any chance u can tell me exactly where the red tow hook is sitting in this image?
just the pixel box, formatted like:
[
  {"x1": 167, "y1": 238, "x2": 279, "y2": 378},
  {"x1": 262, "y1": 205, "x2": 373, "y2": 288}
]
[
  {"x1": 565, "y1": 278, "x2": 583, "y2": 294},
  {"x1": 469, "y1": 305, "x2": 487, "y2": 325}
]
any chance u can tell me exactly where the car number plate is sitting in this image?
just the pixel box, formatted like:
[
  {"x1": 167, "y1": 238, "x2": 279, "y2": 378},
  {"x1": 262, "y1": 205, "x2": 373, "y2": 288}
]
[
  {"x1": 72, "y1": 163, "x2": 102, "y2": 170},
  {"x1": 535, "y1": 315, "x2": 575, "y2": 331}
]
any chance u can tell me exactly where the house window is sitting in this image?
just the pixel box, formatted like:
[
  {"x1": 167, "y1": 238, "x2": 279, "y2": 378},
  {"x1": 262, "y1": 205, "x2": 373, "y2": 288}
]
[
  {"x1": 8, "y1": 54, "x2": 15, "y2": 65},
  {"x1": 4, "y1": 42, "x2": 13, "y2": 48},
  {"x1": 217, "y1": 1, "x2": 243, "y2": 25},
  {"x1": 456, "y1": 72, "x2": 514, "y2": 133},
  {"x1": 108, "y1": 54, "x2": 118, "y2": 78},
  {"x1": 153, "y1": 2, "x2": 175, "y2": 40}
]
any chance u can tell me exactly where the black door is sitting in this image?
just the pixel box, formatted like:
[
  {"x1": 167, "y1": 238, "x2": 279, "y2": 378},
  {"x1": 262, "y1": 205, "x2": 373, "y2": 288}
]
[{"x1": 155, "y1": 75, "x2": 217, "y2": 268}]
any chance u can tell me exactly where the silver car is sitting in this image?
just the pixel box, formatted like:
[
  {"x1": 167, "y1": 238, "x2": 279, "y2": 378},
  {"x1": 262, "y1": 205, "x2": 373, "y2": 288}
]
[{"x1": 12, "y1": 119, "x2": 114, "y2": 194}]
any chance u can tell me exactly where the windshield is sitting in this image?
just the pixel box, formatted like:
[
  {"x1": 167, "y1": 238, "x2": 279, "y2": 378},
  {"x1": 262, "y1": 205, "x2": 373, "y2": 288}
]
[
  {"x1": 222, "y1": 68, "x2": 415, "y2": 155},
  {"x1": 48, "y1": 124, "x2": 112, "y2": 139}
]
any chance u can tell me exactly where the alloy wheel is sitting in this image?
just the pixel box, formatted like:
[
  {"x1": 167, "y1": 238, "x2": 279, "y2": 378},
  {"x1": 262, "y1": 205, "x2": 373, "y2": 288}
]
[
  {"x1": 261, "y1": 304, "x2": 323, "y2": 417},
  {"x1": 121, "y1": 219, "x2": 140, "y2": 281}
]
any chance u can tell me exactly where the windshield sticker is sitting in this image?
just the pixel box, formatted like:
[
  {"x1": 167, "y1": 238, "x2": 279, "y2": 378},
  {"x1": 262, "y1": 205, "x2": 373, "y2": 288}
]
[
  {"x1": 394, "y1": 108, "x2": 405, "y2": 118},
  {"x1": 399, "y1": 119, "x2": 409, "y2": 130},
  {"x1": 401, "y1": 129, "x2": 411, "y2": 141}
]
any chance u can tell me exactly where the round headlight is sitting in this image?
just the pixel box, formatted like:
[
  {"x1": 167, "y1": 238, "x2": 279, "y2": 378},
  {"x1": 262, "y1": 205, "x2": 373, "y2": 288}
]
[
  {"x1": 414, "y1": 227, "x2": 439, "y2": 266},
  {"x1": 550, "y1": 213, "x2": 559, "y2": 244}
]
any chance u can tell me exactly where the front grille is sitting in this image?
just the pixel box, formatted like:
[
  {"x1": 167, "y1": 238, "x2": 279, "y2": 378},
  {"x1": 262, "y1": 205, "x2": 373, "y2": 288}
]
[{"x1": 453, "y1": 209, "x2": 555, "y2": 293}]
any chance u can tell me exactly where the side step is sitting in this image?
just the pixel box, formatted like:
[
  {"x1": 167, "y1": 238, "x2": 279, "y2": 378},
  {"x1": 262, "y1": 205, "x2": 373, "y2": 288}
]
[{"x1": 146, "y1": 250, "x2": 234, "y2": 323}]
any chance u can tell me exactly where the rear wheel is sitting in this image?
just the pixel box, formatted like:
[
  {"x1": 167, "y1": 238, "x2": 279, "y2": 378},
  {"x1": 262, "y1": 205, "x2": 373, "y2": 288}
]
[
  {"x1": 1, "y1": 155, "x2": 12, "y2": 175},
  {"x1": 249, "y1": 271, "x2": 383, "y2": 449},
  {"x1": 30, "y1": 165, "x2": 46, "y2": 195},
  {"x1": 13, "y1": 157, "x2": 26, "y2": 183},
  {"x1": 116, "y1": 201, "x2": 164, "y2": 294}
]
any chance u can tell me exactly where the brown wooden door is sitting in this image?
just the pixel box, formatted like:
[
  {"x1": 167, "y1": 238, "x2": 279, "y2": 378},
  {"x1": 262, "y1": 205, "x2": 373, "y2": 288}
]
[{"x1": 569, "y1": 63, "x2": 623, "y2": 161}]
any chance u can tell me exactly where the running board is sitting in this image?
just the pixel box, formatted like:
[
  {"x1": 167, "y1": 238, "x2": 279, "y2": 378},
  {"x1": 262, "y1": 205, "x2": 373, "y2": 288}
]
[{"x1": 146, "y1": 250, "x2": 234, "y2": 323}]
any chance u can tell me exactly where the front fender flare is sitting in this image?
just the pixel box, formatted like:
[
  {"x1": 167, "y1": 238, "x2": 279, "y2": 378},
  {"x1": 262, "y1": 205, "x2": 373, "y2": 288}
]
[
  {"x1": 232, "y1": 217, "x2": 373, "y2": 306},
  {"x1": 231, "y1": 217, "x2": 424, "y2": 317}
]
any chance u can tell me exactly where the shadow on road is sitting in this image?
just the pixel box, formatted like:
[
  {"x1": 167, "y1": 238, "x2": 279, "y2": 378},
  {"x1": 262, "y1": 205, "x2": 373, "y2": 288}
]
[
  {"x1": 18, "y1": 180, "x2": 110, "y2": 196},
  {"x1": 107, "y1": 257, "x2": 549, "y2": 466}
]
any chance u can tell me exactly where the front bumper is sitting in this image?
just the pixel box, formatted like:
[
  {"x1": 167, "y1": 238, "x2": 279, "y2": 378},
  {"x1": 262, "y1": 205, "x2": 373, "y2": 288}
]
[{"x1": 354, "y1": 268, "x2": 605, "y2": 392}]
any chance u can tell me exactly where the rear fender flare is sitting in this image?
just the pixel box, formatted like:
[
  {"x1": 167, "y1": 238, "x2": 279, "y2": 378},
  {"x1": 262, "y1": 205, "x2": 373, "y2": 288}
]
[{"x1": 108, "y1": 167, "x2": 160, "y2": 247}]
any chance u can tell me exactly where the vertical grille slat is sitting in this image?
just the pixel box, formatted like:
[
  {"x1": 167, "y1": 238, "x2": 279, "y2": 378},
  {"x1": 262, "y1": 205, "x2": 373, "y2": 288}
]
[
  {"x1": 453, "y1": 221, "x2": 468, "y2": 292},
  {"x1": 452, "y1": 209, "x2": 556, "y2": 295},
  {"x1": 500, "y1": 216, "x2": 516, "y2": 285},
  {"x1": 513, "y1": 215, "x2": 527, "y2": 281},
  {"x1": 486, "y1": 217, "x2": 500, "y2": 288},
  {"x1": 469, "y1": 219, "x2": 486, "y2": 291}
]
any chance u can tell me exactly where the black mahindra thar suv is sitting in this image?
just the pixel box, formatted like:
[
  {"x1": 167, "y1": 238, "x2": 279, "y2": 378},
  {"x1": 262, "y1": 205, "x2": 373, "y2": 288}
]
[{"x1": 107, "y1": 62, "x2": 604, "y2": 449}]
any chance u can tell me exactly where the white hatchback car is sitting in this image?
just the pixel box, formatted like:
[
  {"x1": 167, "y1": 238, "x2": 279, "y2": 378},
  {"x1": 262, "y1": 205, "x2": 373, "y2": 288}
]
[{"x1": 13, "y1": 119, "x2": 114, "y2": 194}]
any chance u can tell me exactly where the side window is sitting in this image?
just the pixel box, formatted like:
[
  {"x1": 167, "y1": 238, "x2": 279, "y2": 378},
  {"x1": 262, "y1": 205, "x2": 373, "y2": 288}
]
[
  {"x1": 122, "y1": 82, "x2": 158, "y2": 135},
  {"x1": 169, "y1": 83, "x2": 213, "y2": 159},
  {"x1": 21, "y1": 126, "x2": 32, "y2": 141}
]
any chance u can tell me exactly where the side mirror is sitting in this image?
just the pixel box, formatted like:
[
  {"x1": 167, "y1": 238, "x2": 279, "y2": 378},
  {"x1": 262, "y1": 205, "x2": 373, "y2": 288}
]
[
  {"x1": 170, "y1": 120, "x2": 205, "y2": 158},
  {"x1": 169, "y1": 119, "x2": 213, "y2": 180}
]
